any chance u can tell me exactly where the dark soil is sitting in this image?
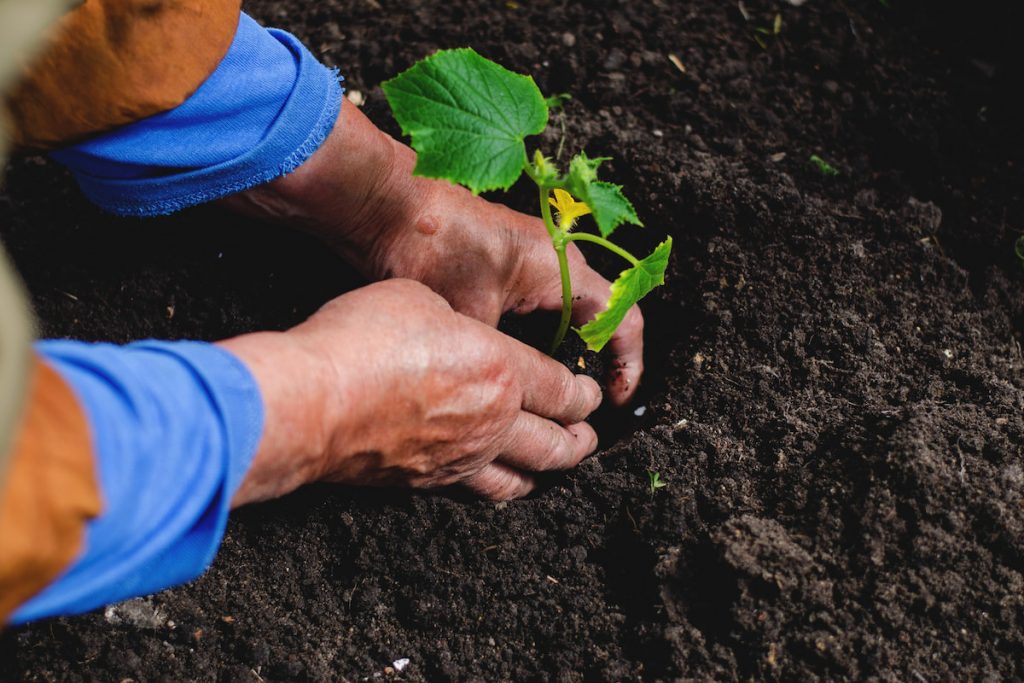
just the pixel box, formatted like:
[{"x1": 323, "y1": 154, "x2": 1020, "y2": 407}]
[{"x1": 3, "y1": 0, "x2": 1024, "y2": 680}]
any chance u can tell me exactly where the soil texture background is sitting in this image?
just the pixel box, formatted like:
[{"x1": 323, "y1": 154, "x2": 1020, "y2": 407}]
[{"x1": 3, "y1": 0, "x2": 1024, "y2": 680}]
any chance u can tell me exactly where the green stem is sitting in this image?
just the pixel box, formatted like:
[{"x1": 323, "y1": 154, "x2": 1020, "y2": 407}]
[
  {"x1": 539, "y1": 184, "x2": 574, "y2": 354},
  {"x1": 565, "y1": 232, "x2": 640, "y2": 266},
  {"x1": 551, "y1": 243, "x2": 573, "y2": 354},
  {"x1": 538, "y1": 183, "x2": 559, "y2": 241}
]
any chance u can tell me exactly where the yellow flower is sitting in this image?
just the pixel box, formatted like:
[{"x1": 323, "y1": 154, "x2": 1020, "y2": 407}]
[{"x1": 549, "y1": 188, "x2": 591, "y2": 229}]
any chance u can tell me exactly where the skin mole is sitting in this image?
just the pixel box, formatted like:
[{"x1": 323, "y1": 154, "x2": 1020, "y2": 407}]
[{"x1": 416, "y1": 215, "x2": 440, "y2": 235}]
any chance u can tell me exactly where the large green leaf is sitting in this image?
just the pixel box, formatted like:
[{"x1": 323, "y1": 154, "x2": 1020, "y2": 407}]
[
  {"x1": 578, "y1": 238, "x2": 672, "y2": 352},
  {"x1": 382, "y1": 48, "x2": 548, "y2": 194},
  {"x1": 565, "y1": 152, "x2": 642, "y2": 238}
]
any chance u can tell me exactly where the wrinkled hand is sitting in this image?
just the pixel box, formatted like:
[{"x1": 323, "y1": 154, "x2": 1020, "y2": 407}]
[
  {"x1": 222, "y1": 280, "x2": 602, "y2": 506},
  {"x1": 222, "y1": 100, "x2": 645, "y2": 405}
]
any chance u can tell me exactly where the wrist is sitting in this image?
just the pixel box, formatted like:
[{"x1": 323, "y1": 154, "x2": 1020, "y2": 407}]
[
  {"x1": 218, "y1": 331, "x2": 332, "y2": 506},
  {"x1": 220, "y1": 99, "x2": 431, "y2": 279}
]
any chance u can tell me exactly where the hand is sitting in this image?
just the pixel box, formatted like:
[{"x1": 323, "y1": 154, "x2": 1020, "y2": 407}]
[
  {"x1": 221, "y1": 100, "x2": 645, "y2": 405},
  {"x1": 221, "y1": 279, "x2": 602, "y2": 506}
]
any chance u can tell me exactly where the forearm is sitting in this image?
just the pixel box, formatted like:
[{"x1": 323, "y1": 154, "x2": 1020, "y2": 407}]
[
  {"x1": 217, "y1": 331, "x2": 329, "y2": 507},
  {"x1": 218, "y1": 99, "x2": 430, "y2": 277}
]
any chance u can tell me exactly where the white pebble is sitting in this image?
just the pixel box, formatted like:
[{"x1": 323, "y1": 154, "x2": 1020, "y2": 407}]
[
  {"x1": 393, "y1": 658, "x2": 410, "y2": 672},
  {"x1": 633, "y1": 406, "x2": 647, "y2": 417}
]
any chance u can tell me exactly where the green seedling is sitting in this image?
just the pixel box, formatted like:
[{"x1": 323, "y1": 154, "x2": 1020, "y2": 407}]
[
  {"x1": 646, "y1": 470, "x2": 667, "y2": 494},
  {"x1": 809, "y1": 154, "x2": 841, "y2": 177},
  {"x1": 752, "y1": 12, "x2": 782, "y2": 49},
  {"x1": 382, "y1": 48, "x2": 672, "y2": 354}
]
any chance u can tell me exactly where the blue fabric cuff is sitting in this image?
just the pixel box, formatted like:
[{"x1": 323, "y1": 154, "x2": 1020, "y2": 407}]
[
  {"x1": 50, "y1": 13, "x2": 343, "y2": 217},
  {"x1": 11, "y1": 341, "x2": 264, "y2": 624}
]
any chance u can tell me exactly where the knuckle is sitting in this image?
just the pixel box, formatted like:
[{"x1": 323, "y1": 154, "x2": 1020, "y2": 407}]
[
  {"x1": 383, "y1": 278, "x2": 449, "y2": 306},
  {"x1": 545, "y1": 428, "x2": 573, "y2": 469},
  {"x1": 577, "y1": 375, "x2": 601, "y2": 411},
  {"x1": 488, "y1": 363, "x2": 522, "y2": 405},
  {"x1": 554, "y1": 367, "x2": 579, "y2": 405}
]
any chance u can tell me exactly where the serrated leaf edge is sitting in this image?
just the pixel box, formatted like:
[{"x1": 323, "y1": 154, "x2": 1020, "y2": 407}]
[
  {"x1": 578, "y1": 237, "x2": 672, "y2": 352},
  {"x1": 587, "y1": 181, "x2": 643, "y2": 237},
  {"x1": 381, "y1": 47, "x2": 549, "y2": 194}
]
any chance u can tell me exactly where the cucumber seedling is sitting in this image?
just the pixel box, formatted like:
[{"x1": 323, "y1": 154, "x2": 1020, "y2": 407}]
[
  {"x1": 382, "y1": 48, "x2": 672, "y2": 354},
  {"x1": 647, "y1": 470, "x2": 667, "y2": 495}
]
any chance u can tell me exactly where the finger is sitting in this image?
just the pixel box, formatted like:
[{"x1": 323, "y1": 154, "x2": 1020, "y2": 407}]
[
  {"x1": 462, "y1": 462, "x2": 535, "y2": 500},
  {"x1": 497, "y1": 412, "x2": 598, "y2": 472},
  {"x1": 569, "y1": 265, "x2": 645, "y2": 407},
  {"x1": 502, "y1": 335, "x2": 603, "y2": 423}
]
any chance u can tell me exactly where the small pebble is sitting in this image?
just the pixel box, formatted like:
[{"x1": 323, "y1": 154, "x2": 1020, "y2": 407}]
[
  {"x1": 561, "y1": 32, "x2": 576, "y2": 47},
  {"x1": 633, "y1": 406, "x2": 647, "y2": 417},
  {"x1": 393, "y1": 658, "x2": 410, "y2": 672}
]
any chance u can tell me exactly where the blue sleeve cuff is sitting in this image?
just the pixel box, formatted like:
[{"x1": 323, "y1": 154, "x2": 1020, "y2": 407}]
[
  {"x1": 10, "y1": 341, "x2": 264, "y2": 624},
  {"x1": 49, "y1": 13, "x2": 343, "y2": 217}
]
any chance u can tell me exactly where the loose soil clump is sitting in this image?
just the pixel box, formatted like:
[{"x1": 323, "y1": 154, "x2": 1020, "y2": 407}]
[{"x1": 3, "y1": 0, "x2": 1023, "y2": 680}]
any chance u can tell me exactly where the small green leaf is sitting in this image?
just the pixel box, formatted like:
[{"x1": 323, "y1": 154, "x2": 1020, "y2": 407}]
[
  {"x1": 578, "y1": 238, "x2": 672, "y2": 351},
  {"x1": 545, "y1": 93, "x2": 572, "y2": 109},
  {"x1": 382, "y1": 48, "x2": 548, "y2": 194},
  {"x1": 647, "y1": 470, "x2": 667, "y2": 493},
  {"x1": 565, "y1": 152, "x2": 642, "y2": 238},
  {"x1": 566, "y1": 151, "x2": 606, "y2": 189},
  {"x1": 531, "y1": 150, "x2": 560, "y2": 185},
  {"x1": 585, "y1": 182, "x2": 642, "y2": 238},
  {"x1": 809, "y1": 154, "x2": 841, "y2": 177}
]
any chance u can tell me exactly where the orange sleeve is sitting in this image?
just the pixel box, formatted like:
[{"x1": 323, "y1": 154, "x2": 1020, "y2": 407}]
[
  {"x1": 0, "y1": 355, "x2": 102, "y2": 625},
  {"x1": 2, "y1": 0, "x2": 241, "y2": 150}
]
